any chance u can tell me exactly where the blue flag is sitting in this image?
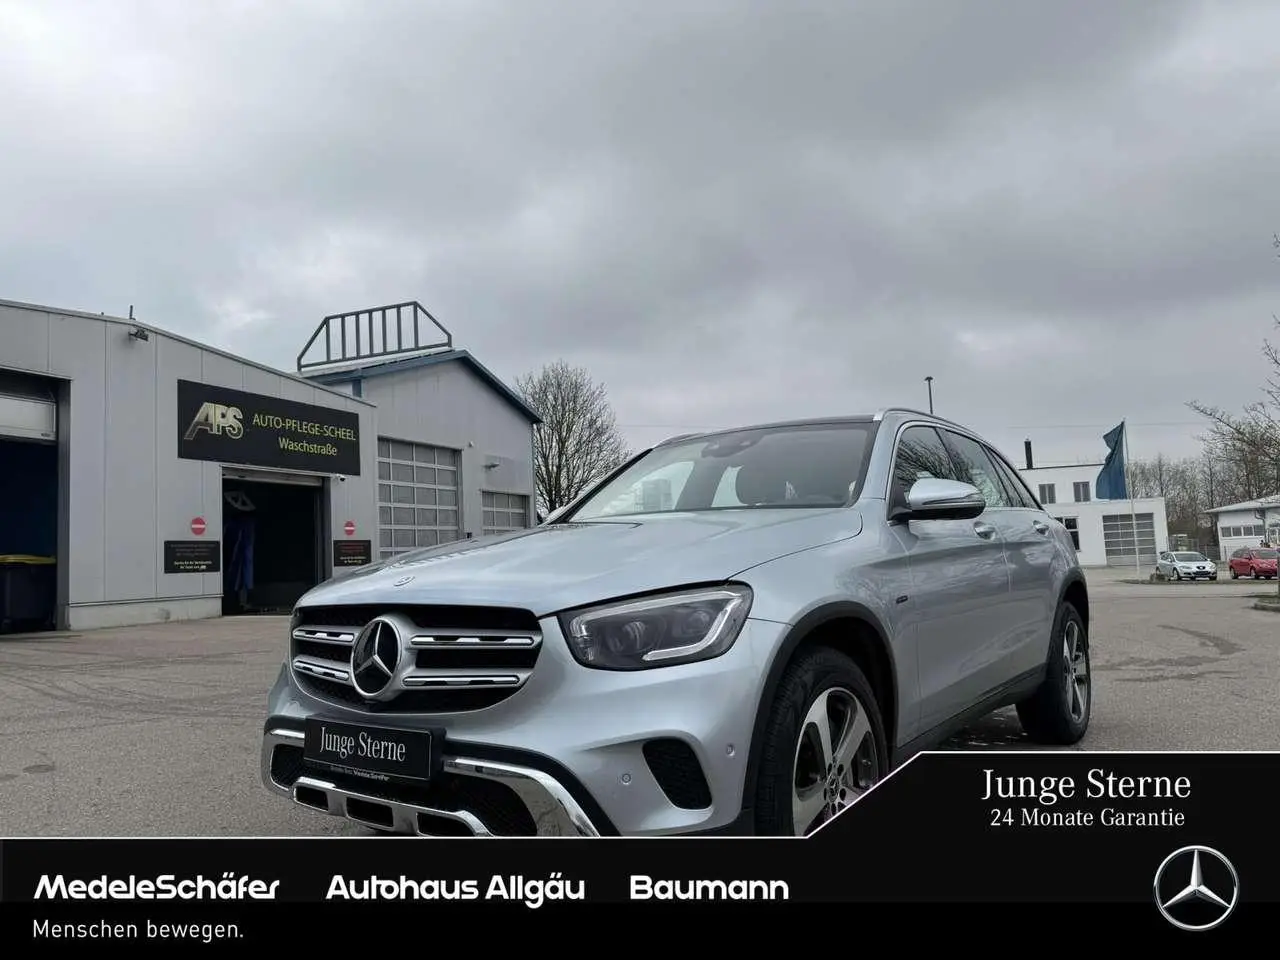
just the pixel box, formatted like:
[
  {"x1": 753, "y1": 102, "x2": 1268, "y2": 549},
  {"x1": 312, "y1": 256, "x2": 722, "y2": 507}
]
[{"x1": 1095, "y1": 421, "x2": 1128, "y2": 500}]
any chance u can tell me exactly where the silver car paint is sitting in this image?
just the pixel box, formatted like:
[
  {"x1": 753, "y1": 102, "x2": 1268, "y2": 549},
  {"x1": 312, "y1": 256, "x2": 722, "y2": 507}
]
[{"x1": 262, "y1": 408, "x2": 1083, "y2": 836}]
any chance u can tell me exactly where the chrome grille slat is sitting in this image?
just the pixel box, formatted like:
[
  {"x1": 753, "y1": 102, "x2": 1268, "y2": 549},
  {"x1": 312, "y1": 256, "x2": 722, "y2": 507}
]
[
  {"x1": 290, "y1": 604, "x2": 543, "y2": 713},
  {"x1": 402, "y1": 669, "x2": 529, "y2": 688},
  {"x1": 293, "y1": 657, "x2": 352, "y2": 684},
  {"x1": 293, "y1": 627, "x2": 357, "y2": 645},
  {"x1": 408, "y1": 634, "x2": 538, "y2": 648}
]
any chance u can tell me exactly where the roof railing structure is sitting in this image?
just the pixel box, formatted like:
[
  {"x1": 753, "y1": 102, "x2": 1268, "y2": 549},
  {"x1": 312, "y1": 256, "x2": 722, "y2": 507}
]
[{"x1": 296, "y1": 301, "x2": 453, "y2": 373}]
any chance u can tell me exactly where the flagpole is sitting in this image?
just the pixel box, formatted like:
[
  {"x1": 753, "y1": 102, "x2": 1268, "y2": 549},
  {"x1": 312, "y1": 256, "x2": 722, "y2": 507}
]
[{"x1": 1125, "y1": 420, "x2": 1140, "y2": 576}]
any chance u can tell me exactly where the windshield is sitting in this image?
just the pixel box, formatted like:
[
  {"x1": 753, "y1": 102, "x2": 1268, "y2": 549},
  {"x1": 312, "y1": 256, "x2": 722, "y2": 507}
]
[
  {"x1": 566, "y1": 422, "x2": 876, "y2": 521},
  {"x1": 1173, "y1": 553, "x2": 1206, "y2": 562},
  {"x1": 1252, "y1": 549, "x2": 1278, "y2": 559}
]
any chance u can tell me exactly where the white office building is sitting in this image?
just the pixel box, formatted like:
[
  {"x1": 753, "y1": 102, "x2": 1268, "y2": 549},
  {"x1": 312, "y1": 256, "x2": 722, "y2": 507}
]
[
  {"x1": 1015, "y1": 441, "x2": 1169, "y2": 568},
  {"x1": 1205, "y1": 496, "x2": 1278, "y2": 557}
]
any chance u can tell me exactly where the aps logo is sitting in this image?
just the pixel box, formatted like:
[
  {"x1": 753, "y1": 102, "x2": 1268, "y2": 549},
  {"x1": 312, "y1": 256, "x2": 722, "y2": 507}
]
[{"x1": 184, "y1": 401, "x2": 244, "y2": 441}]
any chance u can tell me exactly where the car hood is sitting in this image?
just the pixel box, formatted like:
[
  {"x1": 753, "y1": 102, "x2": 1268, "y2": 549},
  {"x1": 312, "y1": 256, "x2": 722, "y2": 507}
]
[{"x1": 299, "y1": 509, "x2": 863, "y2": 617}]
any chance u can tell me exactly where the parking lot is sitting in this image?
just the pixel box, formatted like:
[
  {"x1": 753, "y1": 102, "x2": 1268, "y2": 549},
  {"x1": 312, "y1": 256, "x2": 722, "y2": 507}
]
[{"x1": 1, "y1": 570, "x2": 1276, "y2": 836}]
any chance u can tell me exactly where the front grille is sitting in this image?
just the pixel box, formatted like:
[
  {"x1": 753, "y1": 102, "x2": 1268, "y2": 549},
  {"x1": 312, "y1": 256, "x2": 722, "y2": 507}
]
[
  {"x1": 269, "y1": 743, "x2": 537, "y2": 836},
  {"x1": 290, "y1": 604, "x2": 543, "y2": 714},
  {"x1": 643, "y1": 738, "x2": 713, "y2": 810}
]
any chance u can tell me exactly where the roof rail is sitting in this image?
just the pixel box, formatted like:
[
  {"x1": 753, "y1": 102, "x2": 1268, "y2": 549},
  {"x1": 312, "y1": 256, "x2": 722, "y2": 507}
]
[
  {"x1": 658, "y1": 432, "x2": 701, "y2": 445},
  {"x1": 873, "y1": 406, "x2": 968, "y2": 429},
  {"x1": 297, "y1": 301, "x2": 453, "y2": 373}
]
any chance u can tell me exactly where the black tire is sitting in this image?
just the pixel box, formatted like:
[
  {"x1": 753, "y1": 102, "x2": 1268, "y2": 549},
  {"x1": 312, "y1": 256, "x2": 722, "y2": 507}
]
[
  {"x1": 1173, "y1": 569, "x2": 1182, "y2": 581},
  {"x1": 752, "y1": 647, "x2": 888, "y2": 836},
  {"x1": 1016, "y1": 602, "x2": 1091, "y2": 745},
  {"x1": 1230, "y1": 568, "x2": 1238, "y2": 579}
]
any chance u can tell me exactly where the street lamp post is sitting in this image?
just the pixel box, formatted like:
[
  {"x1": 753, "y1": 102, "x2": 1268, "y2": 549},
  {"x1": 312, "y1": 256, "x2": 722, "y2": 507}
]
[{"x1": 924, "y1": 376, "x2": 934, "y2": 415}]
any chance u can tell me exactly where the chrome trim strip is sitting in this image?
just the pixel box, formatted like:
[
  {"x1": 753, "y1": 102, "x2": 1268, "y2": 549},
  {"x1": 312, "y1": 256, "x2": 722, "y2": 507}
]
[
  {"x1": 408, "y1": 634, "x2": 539, "y2": 648},
  {"x1": 260, "y1": 728, "x2": 600, "y2": 837},
  {"x1": 292, "y1": 775, "x2": 492, "y2": 836},
  {"x1": 292, "y1": 657, "x2": 352, "y2": 684},
  {"x1": 293, "y1": 628, "x2": 357, "y2": 645},
  {"x1": 402, "y1": 671, "x2": 526, "y2": 688}
]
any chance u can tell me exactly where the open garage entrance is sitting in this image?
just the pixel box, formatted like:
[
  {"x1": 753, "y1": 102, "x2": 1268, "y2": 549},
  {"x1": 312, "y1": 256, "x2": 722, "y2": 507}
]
[
  {"x1": 0, "y1": 372, "x2": 59, "y2": 633},
  {"x1": 221, "y1": 469, "x2": 325, "y2": 616}
]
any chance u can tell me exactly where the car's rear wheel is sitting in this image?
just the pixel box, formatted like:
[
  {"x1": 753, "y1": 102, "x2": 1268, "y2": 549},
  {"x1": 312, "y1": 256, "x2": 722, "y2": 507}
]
[
  {"x1": 1231, "y1": 568, "x2": 1239, "y2": 579},
  {"x1": 752, "y1": 648, "x2": 887, "y2": 836},
  {"x1": 1016, "y1": 602, "x2": 1090, "y2": 745}
]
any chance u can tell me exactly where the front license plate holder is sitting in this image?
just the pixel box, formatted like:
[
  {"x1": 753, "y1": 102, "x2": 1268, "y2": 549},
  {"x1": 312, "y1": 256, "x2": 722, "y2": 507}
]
[{"x1": 303, "y1": 717, "x2": 434, "y2": 784}]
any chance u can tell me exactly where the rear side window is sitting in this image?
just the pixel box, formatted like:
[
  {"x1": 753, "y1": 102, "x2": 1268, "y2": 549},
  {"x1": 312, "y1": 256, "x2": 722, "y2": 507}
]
[
  {"x1": 941, "y1": 430, "x2": 1014, "y2": 508},
  {"x1": 891, "y1": 425, "x2": 958, "y2": 509},
  {"x1": 986, "y1": 447, "x2": 1038, "y2": 509}
]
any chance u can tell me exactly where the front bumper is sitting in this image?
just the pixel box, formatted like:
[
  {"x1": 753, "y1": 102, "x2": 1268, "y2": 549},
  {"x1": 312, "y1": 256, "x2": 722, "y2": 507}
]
[
  {"x1": 260, "y1": 615, "x2": 785, "y2": 837},
  {"x1": 262, "y1": 727, "x2": 600, "y2": 836}
]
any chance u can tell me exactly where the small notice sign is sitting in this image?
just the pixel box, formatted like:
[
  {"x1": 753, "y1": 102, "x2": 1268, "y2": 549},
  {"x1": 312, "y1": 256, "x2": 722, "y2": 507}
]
[
  {"x1": 333, "y1": 539, "x2": 372, "y2": 567},
  {"x1": 163, "y1": 540, "x2": 221, "y2": 574}
]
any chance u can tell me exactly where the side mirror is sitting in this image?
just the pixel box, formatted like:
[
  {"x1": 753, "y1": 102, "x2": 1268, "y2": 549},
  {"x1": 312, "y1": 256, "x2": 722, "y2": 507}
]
[{"x1": 902, "y1": 478, "x2": 987, "y2": 521}]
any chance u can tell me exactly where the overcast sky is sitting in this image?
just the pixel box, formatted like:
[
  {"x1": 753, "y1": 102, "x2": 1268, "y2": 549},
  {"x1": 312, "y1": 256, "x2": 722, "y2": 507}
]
[{"x1": 2, "y1": 0, "x2": 1278, "y2": 467}]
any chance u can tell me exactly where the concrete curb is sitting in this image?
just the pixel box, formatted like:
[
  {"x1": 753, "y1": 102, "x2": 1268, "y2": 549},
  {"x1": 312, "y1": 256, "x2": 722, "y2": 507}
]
[{"x1": 1252, "y1": 598, "x2": 1280, "y2": 612}]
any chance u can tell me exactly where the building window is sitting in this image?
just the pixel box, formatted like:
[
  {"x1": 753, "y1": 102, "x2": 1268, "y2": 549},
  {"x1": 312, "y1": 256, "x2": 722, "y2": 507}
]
[
  {"x1": 482, "y1": 491, "x2": 531, "y2": 536},
  {"x1": 1038, "y1": 484, "x2": 1056, "y2": 505},
  {"x1": 376, "y1": 439, "x2": 461, "y2": 562},
  {"x1": 1054, "y1": 516, "x2": 1080, "y2": 551},
  {"x1": 1072, "y1": 482, "x2": 1091, "y2": 503},
  {"x1": 1223, "y1": 524, "x2": 1266, "y2": 539}
]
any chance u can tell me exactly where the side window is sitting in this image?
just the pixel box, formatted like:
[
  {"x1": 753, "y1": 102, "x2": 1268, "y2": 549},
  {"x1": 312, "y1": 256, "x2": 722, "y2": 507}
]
[
  {"x1": 892, "y1": 425, "x2": 958, "y2": 508},
  {"x1": 986, "y1": 447, "x2": 1036, "y2": 509},
  {"x1": 942, "y1": 431, "x2": 1014, "y2": 508}
]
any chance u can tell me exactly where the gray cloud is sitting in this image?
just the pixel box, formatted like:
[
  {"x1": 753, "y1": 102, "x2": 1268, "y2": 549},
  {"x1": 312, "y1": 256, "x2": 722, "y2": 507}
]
[{"x1": 2, "y1": 0, "x2": 1278, "y2": 469}]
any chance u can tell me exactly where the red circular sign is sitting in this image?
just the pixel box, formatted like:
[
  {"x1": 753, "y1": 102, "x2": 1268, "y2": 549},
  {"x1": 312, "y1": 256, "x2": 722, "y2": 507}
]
[
  {"x1": 190, "y1": 517, "x2": 207, "y2": 536},
  {"x1": 343, "y1": 520, "x2": 356, "y2": 537}
]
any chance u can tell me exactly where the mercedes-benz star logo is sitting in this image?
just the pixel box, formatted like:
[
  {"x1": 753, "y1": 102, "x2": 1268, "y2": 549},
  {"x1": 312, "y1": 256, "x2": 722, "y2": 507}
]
[
  {"x1": 393, "y1": 575, "x2": 415, "y2": 587},
  {"x1": 1153, "y1": 845, "x2": 1240, "y2": 932},
  {"x1": 350, "y1": 617, "x2": 402, "y2": 699}
]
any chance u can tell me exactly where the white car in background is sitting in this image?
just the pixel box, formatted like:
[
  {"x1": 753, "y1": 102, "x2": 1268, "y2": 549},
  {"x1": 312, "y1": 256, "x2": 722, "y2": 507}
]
[{"x1": 1154, "y1": 551, "x2": 1218, "y2": 581}]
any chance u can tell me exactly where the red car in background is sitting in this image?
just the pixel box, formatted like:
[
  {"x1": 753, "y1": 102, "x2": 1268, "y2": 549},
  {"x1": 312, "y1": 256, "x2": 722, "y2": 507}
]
[{"x1": 1228, "y1": 547, "x2": 1279, "y2": 579}]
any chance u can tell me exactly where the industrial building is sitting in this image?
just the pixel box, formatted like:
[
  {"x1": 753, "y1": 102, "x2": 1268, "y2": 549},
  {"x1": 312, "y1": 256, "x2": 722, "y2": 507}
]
[
  {"x1": 1016, "y1": 441, "x2": 1169, "y2": 568},
  {"x1": 0, "y1": 297, "x2": 537, "y2": 633},
  {"x1": 1206, "y1": 497, "x2": 1278, "y2": 557}
]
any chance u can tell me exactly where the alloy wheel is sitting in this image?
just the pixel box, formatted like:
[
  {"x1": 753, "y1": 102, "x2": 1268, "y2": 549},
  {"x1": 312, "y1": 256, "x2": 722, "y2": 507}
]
[
  {"x1": 791, "y1": 686, "x2": 880, "y2": 836},
  {"x1": 1062, "y1": 619, "x2": 1090, "y2": 724}
]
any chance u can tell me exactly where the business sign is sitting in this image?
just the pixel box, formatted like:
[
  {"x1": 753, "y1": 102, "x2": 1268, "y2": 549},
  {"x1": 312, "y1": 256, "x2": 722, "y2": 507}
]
[
  {"x1": 163, "y1": 540, "x2": 221, "y2": 574},
  {"x1": 176, "y1": 379, "x2": 361, "y2": 476}
]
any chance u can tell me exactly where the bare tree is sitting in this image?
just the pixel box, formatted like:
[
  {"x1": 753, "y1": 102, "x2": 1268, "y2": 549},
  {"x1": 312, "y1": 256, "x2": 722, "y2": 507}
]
[
  {"x1": 515, "y1": 360, "x2": 630, "y2": 515},
  {"x1": 1187, "y1": 233, "x2": 1280, "y2": 500}
]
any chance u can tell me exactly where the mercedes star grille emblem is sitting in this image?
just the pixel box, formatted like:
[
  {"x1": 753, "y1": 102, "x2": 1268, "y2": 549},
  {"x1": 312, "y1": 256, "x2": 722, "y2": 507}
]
[
  {"x1": 393, "y1": 575, "x2": 415, "y2": 586},
  {"x1": 1153, "y1": 845, "x2": 1240, "y2": 932},
  {"x1": 350, "y1": 617, "x2": 402, "y2": 699}
]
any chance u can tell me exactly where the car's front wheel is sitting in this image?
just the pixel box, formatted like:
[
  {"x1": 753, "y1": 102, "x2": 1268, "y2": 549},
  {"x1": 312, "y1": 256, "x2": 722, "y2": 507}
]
[
  {"x1": 1016, "y1": 602, "x2": 1091, "y2": 745},
  {"x1": 752, "y1": 648, "x2": 888, "y2": 836}
]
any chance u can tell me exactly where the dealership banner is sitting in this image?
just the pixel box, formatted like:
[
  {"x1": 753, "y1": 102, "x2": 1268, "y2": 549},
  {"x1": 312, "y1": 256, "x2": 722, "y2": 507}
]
[
  {"x1": 176, "y1": 379, "x2": 362, "y2": 476},
  {"x1": 1, "y1": 752, "x2": 1274, "y2": 942}
]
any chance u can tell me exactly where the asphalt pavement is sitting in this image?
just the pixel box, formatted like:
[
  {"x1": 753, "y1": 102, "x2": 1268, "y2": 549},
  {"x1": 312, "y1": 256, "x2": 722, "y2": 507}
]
[{"x1": 0, "y1": 571, "x2": 1275, "y2": 836}]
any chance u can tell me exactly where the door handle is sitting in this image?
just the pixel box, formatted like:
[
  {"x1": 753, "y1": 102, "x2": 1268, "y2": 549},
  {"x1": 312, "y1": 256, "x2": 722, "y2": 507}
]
[
  {"x1": 973, "y1": 521, "x2": 997, "y2": 540},
  {"x1": 1032, "y1": 521, "x2": 1049, "y2": 535}
]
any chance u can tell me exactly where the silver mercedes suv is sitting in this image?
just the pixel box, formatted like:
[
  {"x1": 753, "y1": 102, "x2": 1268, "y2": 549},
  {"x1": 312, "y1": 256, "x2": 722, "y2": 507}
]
[{"x1": 261, "y1": 408, "x2": 1091, "y2": 837}]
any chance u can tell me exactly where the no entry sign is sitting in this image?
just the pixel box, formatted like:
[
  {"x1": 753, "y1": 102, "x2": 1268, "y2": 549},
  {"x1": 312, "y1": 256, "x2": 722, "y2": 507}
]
[
  {"x1": 343, "y1": 520, "x2": 356, "y2": 537},
  {"x1": 190, "y1": 517, "x2": 207, "y2": 536}
]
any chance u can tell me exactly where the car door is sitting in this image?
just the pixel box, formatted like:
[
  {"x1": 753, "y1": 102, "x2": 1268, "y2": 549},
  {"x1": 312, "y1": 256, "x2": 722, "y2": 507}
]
[
  {"x1": 939, "y1": 429, "x2": 1059, "y2": 692},
  {"x1": 1156, "y1": 552, "x2": 1172, "y2": 577},
  {"x1": 885, "y1": 423, "x2": 1016, "y2": 732}
]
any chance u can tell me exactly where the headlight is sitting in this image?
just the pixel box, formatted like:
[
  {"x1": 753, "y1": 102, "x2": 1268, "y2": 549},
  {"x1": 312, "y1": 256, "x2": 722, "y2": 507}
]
[{"x1": 560, "y1": 585, "x2": 753, "y2": 671}]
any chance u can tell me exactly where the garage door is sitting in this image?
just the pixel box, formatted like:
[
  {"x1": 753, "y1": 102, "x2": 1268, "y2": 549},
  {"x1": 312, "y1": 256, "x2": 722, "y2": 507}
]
[
  {"x1": 376, "y1": 439, "x2": 462, "y2": 561},
  {"x1": 1102, "y1": 512, "x2": 1157, "y2": 566}
]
